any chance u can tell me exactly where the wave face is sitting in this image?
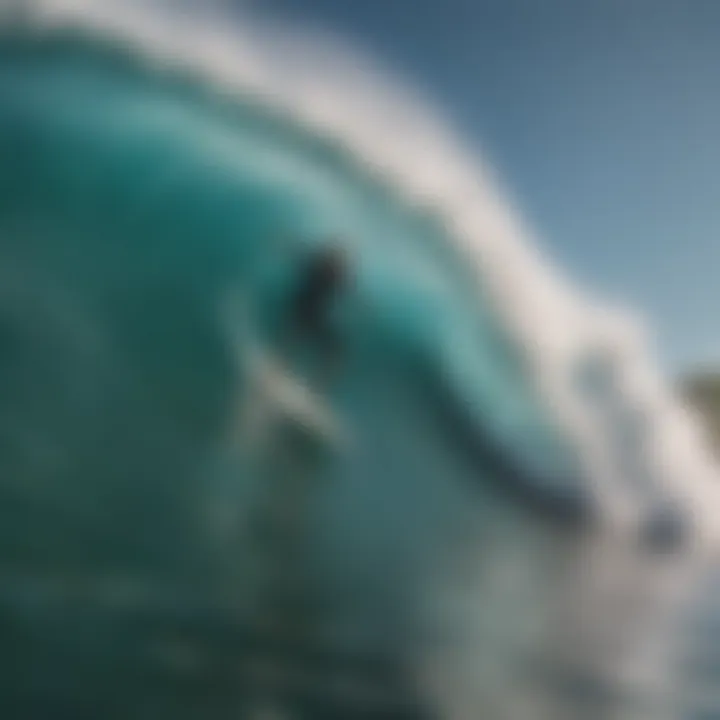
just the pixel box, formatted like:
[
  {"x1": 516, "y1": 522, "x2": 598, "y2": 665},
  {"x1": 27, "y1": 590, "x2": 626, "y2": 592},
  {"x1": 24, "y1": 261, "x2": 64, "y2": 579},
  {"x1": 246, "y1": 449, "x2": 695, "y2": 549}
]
[{"x1": 0, "y1": 4, "x2": 718, "y2": 719}]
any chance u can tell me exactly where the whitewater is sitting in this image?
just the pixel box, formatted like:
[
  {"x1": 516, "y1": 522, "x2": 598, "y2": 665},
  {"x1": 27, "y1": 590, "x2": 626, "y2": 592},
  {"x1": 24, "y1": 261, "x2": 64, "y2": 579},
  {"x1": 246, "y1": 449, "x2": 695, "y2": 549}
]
[{"x1": 1, "y1": 1, "x2": 720, "y2": 718}]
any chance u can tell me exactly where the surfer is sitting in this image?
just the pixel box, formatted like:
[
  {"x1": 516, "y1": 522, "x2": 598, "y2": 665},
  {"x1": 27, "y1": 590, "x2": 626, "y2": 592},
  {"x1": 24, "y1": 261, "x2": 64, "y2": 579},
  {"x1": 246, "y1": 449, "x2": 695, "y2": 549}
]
[{"x1": 287, "y1": 241, "x2": 350, "y2": 379}]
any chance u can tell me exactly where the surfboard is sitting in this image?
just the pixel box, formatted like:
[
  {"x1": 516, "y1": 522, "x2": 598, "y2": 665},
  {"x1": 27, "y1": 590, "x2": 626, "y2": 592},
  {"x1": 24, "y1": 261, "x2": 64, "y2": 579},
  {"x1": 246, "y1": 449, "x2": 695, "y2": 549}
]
[
  {"x1": 222, "y1": 294, "x2": 349, "y2": 452},
  {"x1": 246, "y1": 347, "x2": 349, "y2": 450}
]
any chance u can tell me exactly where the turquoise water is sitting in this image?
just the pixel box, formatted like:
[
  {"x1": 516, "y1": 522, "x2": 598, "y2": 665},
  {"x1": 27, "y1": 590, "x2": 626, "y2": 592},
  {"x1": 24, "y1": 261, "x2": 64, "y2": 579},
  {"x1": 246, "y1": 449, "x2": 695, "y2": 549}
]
[{"x1": 0, "y1": 21, "x2": 713, "y2": 720}]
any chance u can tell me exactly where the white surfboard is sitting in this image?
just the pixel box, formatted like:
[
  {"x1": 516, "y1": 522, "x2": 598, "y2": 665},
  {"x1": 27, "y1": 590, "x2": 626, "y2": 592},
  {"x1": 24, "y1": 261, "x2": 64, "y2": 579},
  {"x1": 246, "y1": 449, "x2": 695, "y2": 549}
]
[
  {"x1": 223, "y1": 294, "x2": 349, "y2": 451},
  {"x1": 244, "y1": 347, "x2": 349, "y2": 449}
]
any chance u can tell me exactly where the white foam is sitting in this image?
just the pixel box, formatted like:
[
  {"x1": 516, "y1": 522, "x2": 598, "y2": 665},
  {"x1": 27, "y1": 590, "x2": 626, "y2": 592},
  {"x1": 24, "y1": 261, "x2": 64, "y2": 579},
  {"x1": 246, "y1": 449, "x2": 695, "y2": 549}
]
[{"x1": 17, "y1": 0, "x2": 720, "y2": 540}]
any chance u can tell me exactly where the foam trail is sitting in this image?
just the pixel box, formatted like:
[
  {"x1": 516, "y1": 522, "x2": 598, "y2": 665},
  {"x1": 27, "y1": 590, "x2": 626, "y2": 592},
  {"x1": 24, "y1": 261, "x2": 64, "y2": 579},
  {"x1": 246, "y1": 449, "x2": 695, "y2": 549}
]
[{"x1": 19, "y1": 0, "x2": 720, "y2": 540}]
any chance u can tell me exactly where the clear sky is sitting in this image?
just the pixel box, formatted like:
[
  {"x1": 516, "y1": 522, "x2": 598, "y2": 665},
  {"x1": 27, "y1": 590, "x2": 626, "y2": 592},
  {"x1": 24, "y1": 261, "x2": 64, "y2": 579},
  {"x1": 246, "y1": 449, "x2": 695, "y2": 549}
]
[{"x1": 252, "y1": 0, "x2": 720, "y2": 374}]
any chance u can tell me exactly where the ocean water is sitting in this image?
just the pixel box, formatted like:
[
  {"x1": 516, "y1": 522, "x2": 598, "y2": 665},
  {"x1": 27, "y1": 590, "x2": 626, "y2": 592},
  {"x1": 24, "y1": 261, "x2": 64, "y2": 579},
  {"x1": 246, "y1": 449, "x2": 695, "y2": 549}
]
[{"x1": 0, "y1": 4, "x2": 719, "y2": 719}]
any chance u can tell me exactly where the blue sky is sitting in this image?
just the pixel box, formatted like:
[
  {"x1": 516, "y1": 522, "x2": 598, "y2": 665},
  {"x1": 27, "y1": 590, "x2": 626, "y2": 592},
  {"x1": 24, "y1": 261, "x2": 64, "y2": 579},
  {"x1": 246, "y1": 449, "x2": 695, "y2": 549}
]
[{"x1": 254, "y1": 0, "x2": 720, "y2": 374}]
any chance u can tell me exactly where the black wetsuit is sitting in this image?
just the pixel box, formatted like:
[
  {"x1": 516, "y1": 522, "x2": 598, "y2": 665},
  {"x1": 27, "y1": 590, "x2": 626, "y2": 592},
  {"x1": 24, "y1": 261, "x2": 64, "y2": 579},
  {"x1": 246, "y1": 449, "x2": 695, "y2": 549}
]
[{"x1": 291, "y1": 247, "x2": 347, "y2": 363}]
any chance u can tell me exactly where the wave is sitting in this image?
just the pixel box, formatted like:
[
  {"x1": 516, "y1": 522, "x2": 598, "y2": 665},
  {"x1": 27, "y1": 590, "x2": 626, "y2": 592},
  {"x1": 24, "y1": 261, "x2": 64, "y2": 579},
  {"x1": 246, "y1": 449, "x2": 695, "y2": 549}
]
[
  {"x1": 3, "y1": 4, "x2": 720, "y2": 718},
  {"x1": 19, "y1": 1, "x2": 716, "y2": 540},
  {"x1": 1, "y1": 0, "x2": 718, "y2": 543}
]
